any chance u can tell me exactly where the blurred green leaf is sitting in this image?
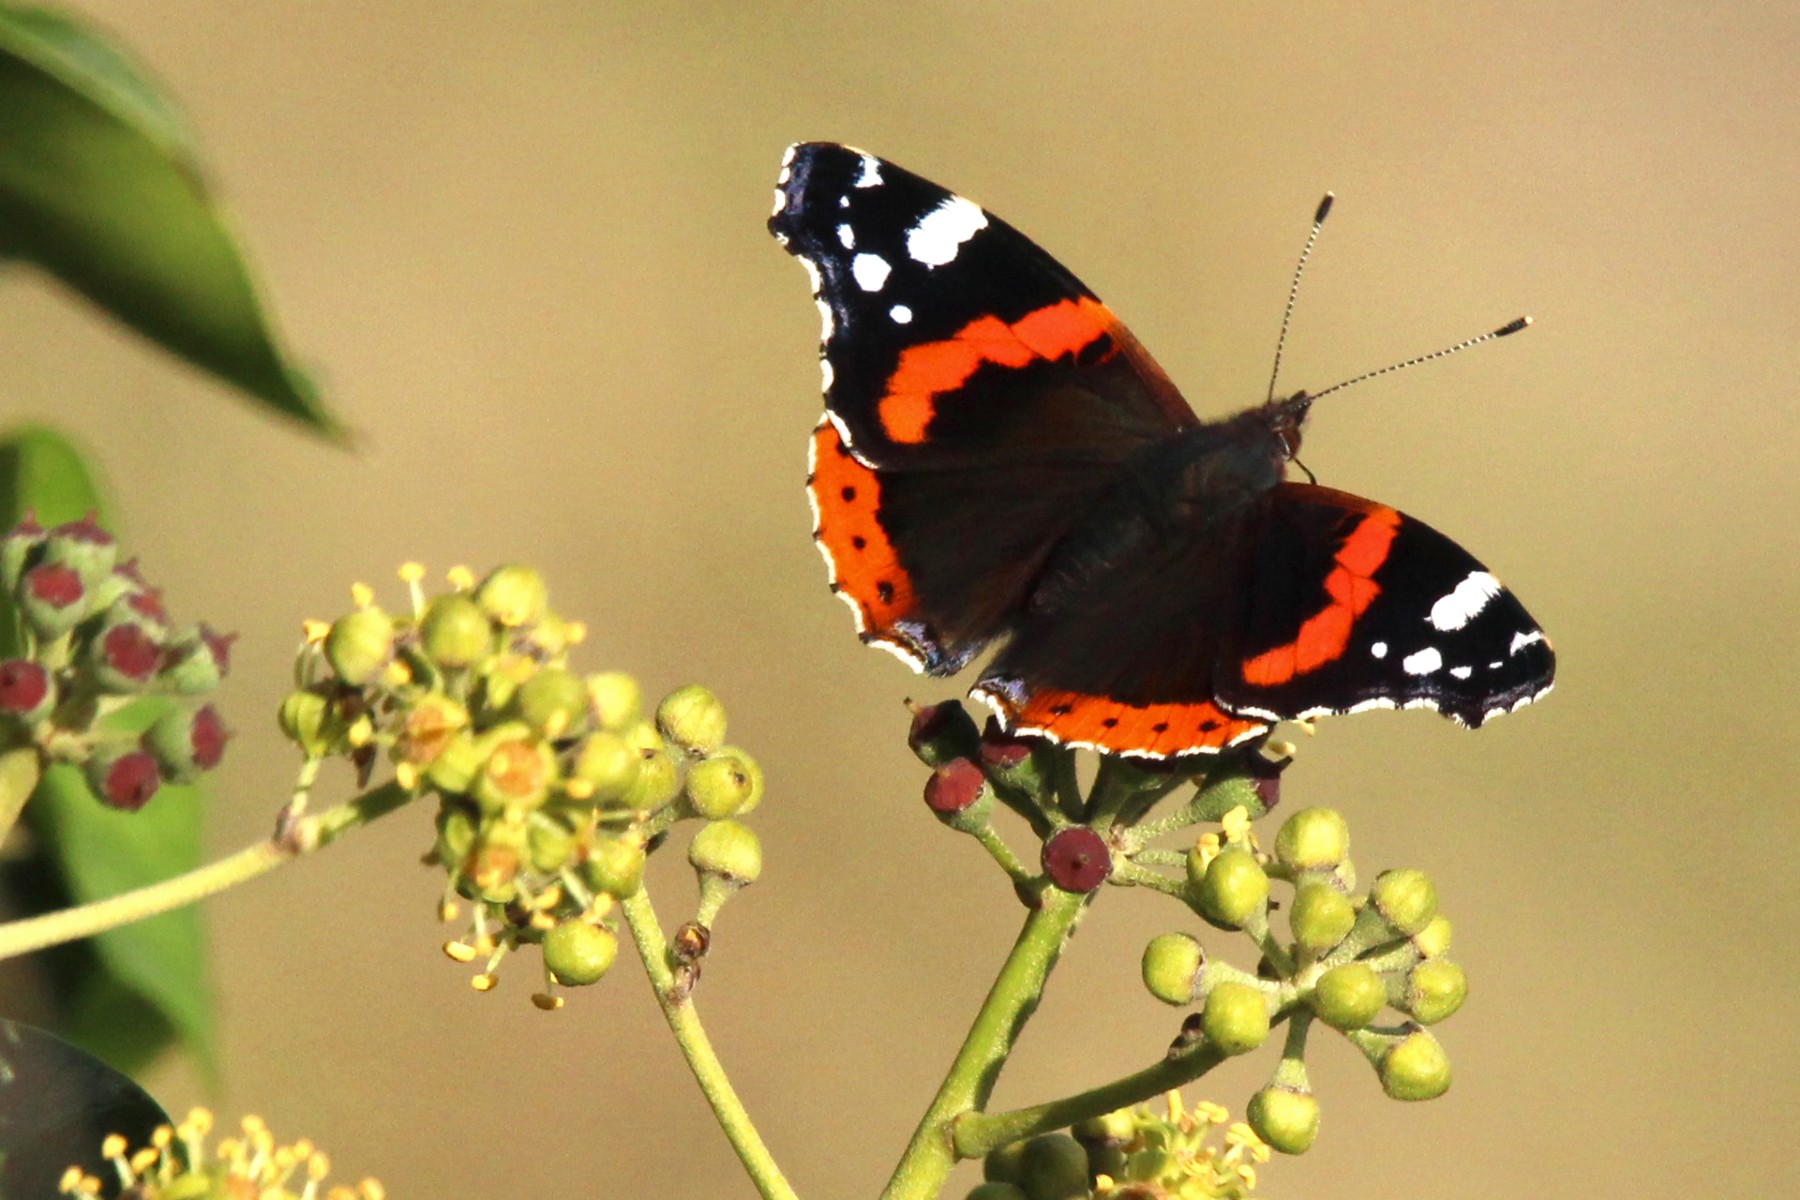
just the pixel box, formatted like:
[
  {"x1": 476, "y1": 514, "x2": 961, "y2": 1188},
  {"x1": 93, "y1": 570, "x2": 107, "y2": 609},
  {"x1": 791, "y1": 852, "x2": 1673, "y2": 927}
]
[
  {"x1": 0, "y1": 4, "x2": 342, "y2": 438},
  {"x1": 0, "y1": 425, "x2": 215, "y2": 1080}
]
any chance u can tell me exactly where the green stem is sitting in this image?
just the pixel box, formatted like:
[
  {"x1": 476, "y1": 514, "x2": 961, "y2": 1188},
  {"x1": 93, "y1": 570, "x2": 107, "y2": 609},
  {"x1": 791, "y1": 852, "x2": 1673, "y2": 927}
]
[
  {"x1": 619, "y1": 889, "x2": 798, "y2": 1200},
  {"x1": 0, "y1": 745, "x2": 42, "y2": 850},
  {"x1": 972, "y1": 823, "x2": 1032, "y2": 884},
  {"x1": 0, "y1": 781, "x2": 411, "y2": 963},
  {"x1": 952, "y1": 1045, "x2": 1226, "y2": 1160},
  {"x1": 1110, "y1": 861, "x2": 1187, "y2": 900},
  {"x1": 880, "y1": 885, "x2": 1088, "y2": 1200}
]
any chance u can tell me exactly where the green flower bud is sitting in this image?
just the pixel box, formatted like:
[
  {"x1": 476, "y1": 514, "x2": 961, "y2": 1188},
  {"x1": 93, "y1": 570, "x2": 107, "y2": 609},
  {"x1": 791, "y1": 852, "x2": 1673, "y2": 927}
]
[
  {"x1": 687, "y1": 754, "x2": 758, "y2": 820},
  {"x1": 712, "y1": 746, "x2": 765, "y2": 814},
  {"x1": 1403, "y1": 959, "x2": 1468, "y2": 1024},
  {"x1": 515, "y1": 666, "x2": 589, "y2": 739},
  {"x1": 621, "y1": 719, "x2": 664, "y2": 754},
  {"x1": 965, "y1": 1186, "x2": 1029, "y2": 1200},
  {"x1": 0, "y1": 514, "x2": 45, "y2": 589},
  {"x1": 982, "y1": 1141, "x2": 1028, "y2": 1185},
  {"x1": 1310, "y1": 962, "x2": 1386, "y2": 1030},
  {"x1": 19, "y1": 561, "x2": 89, "y2": 639},
  {"x1": 907, "y1": 699, "x2": 981, "y2": 767},
  {"x1": 476, "y1": 564, "x2": 548, "y2": 629},
  {"x1": 1246, "y1": 1085, "x2": 1320, "y2": 1155},
  {"x1": 323, "y1": 608, "x2": 394, "y2": 686},
  {"x1": 475, "y1": 652, "x2": 535, "y2": 713},
  {"x1": 1189, "y1": 845, "x2": 1269, "y2": 928},
  {"x1": 618, "y1": 747, "x2": 681, "y2": 814},
  {"x1": 1412, "y1": 914, "x2": 1453, "y2": 959},
  {"x1": 395, "y1": 695, "x2": 469, "y2": 767},
  {"x1": 1201, "y1": 981, "x2": 1271, "y2": 1056},
  {"x1": 158, "y1": 624, "x2": 233, "y2": 694},
  {"x1": 141, "y1": 703, "x2": 228, "y2": 784},
  {"x1": 1378, "y1": 1028, "x2": 1452, "y2": 1101},
  {"x1": 471, "y1": 731, "x2": 557, "y2": 814},
  {"x1": 1019, "y1": 1133, "x2": 1088, "y2": 1200},
  {"x1": 1141, "y1": 932, "x2": 1205, "y2": 1006},
  {"x1": 569, "y1": 731, "x2": 641, "y2": 803},
  {"x1": 689, "y1": 819, "x2": 761, "y2": 885},
  {"x1": 41, "y1": 513, "x2": 116, "y2": 589},
  {"x1": 1370, "y1": 869, "x2": 1438, "y2": 936},
  {"x1": 657, "y1": 684, "x2": 728, "y2": 753},
  {"x1": 1289, "y1": 879, "x2": 1356, "y2": 952},
  {"x1": 278, "y1": 689, "x2": 333, "y2": 757},
  {"x1": 433, "y1": 801, "x2": 479, "y2": 868},
  {"x1": 420, "y1": 593, "x2": 491, "y2": 669},
  {"x1": 426, "y1": 730, "x2": 486, "y2": 795},
  {"x1": 582, "y1": 836, "x2": 646, "y2": 899},
  {"x1": 1190, "y1": 767, "x2": 1270, "y2": 823},
  {"x1": 1274, "y1": 807, "x2": 1350, "y2": 872},
  {"x1": 587, "y1": 670, "x2": 641, "y2": 732},
  {"x1": 543, "y1": 919, "x2": 618, "y2": 986},
  {"x1": 1070, "y1": 1108, "x2": 1136, "y2": 1149},
  {"x1": 528, "y1": 815, "x2": 578, "y2": 873}
]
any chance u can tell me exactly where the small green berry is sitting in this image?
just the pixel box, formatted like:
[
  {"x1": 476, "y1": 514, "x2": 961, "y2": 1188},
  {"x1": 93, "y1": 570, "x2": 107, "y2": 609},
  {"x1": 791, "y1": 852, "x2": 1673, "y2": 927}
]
[
  {"x1": 618, "y1": 747, "x2": 681, "y2": 813},
  {"x1": 1379, "y1": 1028, "x2": 1452, "y2": 1101},
  {"x1": 1019, "y1": 1133, "x2": 1088, "y2": 1200},
  {"x1": 543, "y1": 919, "x2": 618, "y2": 986},
  {"x1": 713, "y1": 746, "x2": 765, "y2": 814},
  {"x1": 657, "y1": 684, "x2": 728, "y2": 753},
  {"x1": 983, "y1": 1141, "x2": 1027, "y2": 1185},
  {"x1": 1289, "y1": 879, "x2": 1356, "y2": 952},
  {"x1": 1403, "y1": 959, "x2": 1468, "y2": 1024},
  {"x1": 568, "y1": 731, "x2": 641, "y2": 803},
  {"x1": 1201, "y1": 981, "x2": 1271, "y2": 1056},
  {"x1": 1246, "y1": 1085, "x2": 1320, "y2": 1155},
  {"x1": 528, "y1": 816, "x2": 578, "y2": 873},
  {"x1": 278, "y1": 689, "x2": 332, "y2": 757},
  {"x1": 420, "y1": 593, "x2": 491, "y2": 668},
  {"x1": 1190, "y1": 845, "x2": 1269, "y2": 928},
  {"x1": 426, "y1": 730, "x2": 485, "y2": 795},
  {"x1": 323, "y1": 608, "x2": 394, "y2": 686},
  {"x1": 582, "y1": 837, "x2": 646, "y2": 899},
  {"x1": 433, "y1": 802, "x2": 479, "y2": 868},
  {"x1": 1412, "y1": 914, "x2": 1453, "y2": 959},
  {"x1": 587, "y1": 671, "x2": 641, "y2": 732},
  {"x1": 687, "y1": 754, "x2": 757, "y2": 820},
  {"x1": 689, "y1": 819, "x2": 761, "y2": 885},
  {"x1": 515, "y1": 666, "x2": 590, "y2": 739},
  {"x1": 1310, "y1": 962, "x2": 1387, "y2": 1030},
  {"x1": 476, "y1": 564, "x2": 548, "y2": 629},
  {"x1": 1274, "y1": 807, "x2": 1350, "y2": 871},
  {"x1": 1141, "y1": 932, "x2": 1205, "y2": 1006},
  {"x1": 1370, "y1": 869, "x2": 1438, "y2": 936}
]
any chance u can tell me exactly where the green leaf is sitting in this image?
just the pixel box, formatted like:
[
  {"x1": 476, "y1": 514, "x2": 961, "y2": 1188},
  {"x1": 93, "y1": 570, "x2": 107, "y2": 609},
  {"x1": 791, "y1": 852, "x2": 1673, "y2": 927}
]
[
  {"x1": 0, "y1": 425, "x2": 215, "y2": 1080},
  {"x1": 0, "y1": 4, "x2": 341, "y2": 437}
]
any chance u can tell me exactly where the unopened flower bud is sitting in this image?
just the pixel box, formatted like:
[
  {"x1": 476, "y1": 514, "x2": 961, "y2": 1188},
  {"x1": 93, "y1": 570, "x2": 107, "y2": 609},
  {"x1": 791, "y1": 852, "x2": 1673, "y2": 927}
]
[
  {"x1": 515, "y1": 666, "x2": 589, "y2": 739},
  {"x1": 278, "y1": 689, "x2": 333, "y2": 757},
  {"x1": 923, "y1": 757, "x2": 990, "y2": 830},
  {"x1": 712, "y1": 747, "x2": 764, "y2": 814},
  {"x1": 1201, "y1": 981, "x2": 1271, "y2": 1056},
  {"x1": 19, "y1": 561, "x2": 88, "y2": 638},
  {"x1": 1246, "y1": 1085, "x2": 1320, "y2": 1155},
  {"x1": 0, "y1": 659, "x2": 53, "y2": 723},
  {"x1": 1141, "y1": 932, "x2": 1205, "y2": 1006},
  {"x1": 586, "y1": 671, "x2": 641, "y2": 732},
  {"x1": 689, "y1": 819, "x2": 761, "y2": 886},
  {"x1": 1041, "y1": 826, "x2": 1110, "y2": 893},
  {"x1": 569, "y1": 731, "x2": 641, "y2": 803},
  {"x1": 141, "y1": 703, "x2": 228, "y2": 784},
  {"x1": 1310, "y1": 962, "x2": 1386, "y2": 1030},
  {"x1": 1376, "y1": 1027, "x2": 1451, "y2": 1101},
  {"x1": 982, "y1": 1141, "x2": 1028, "y2": 1185},
  {"x1": 1190, "y1": 845, "x2": 1269, "y2": 928},
  {"x1": 433, "y1": 802, "x2": 479, "y2": 868},
  {"x1": 528, "y1": 816, "x2": 577, "y2": 873},
  {"x1": 159, "y1": 624, "x2": 233, "y2": 694},
  {"x1": 426, "y1": 730, "x2": 485, "y2": 795},
  {"x1": 41, "y1": 513, "x2": 116, "y2": 589},
  {"x1": 1412, "y1": 914, "x2": 1453, "y2": 959},
  {"x1": 1370, "y1": 869, "x2": 1438, "y2": 936},
  {"x1": 1274, "y1": 807, "x2": 1349, "y2": 872},
  {"x1": 420, "y1": 593, "x2": 491, "y2": 669},
  {"x1": 1191, "y1": 766, "x2": 1271, "y2": 823},
  {"x1": 1402, "y1": 959, "x2": 1467, "y2": 1024},
  {"x1": 0, "y1": 513, "x2": 44, "y2": 587},
  {"x1": 977, "y1": 718, "x2": 1045, "y2": 795},
  {"x1": 543, "y1": 919, "x2": 618, "y2": 986},
  {"x1": 324, "y1": 608, "x2": 394, "y2": 686},
  {"x1": 1019, "y1": 1133, "x2": 1088, "y2": 1200},
  {"x1": 1289, "y1": 879, "x2": 1356, "y2": 952},
  {"x1": 907, "y1": 699, "x2": 980, "y2": 767},
  {"x1": 582, "y1": 836, "x2": 646, "y2": 899},
  {"x1": 476, "y1": 564, "x2": 548, "y2": 629},
  {"x1": 618, "y1": 747, "x2": 681, "y2": 814},
  {"x1": 657, "y1": 684, "x2": 728, "y2": 753},
  {"x1": 687, "y1": 754, "x2": 759, "y2": 820},
  {"x1": 87, "y1": 621, "x2": 163, "y2": 693},
  {"x1": 85, "y1": 746, "x2": 161, "y2": 811}
]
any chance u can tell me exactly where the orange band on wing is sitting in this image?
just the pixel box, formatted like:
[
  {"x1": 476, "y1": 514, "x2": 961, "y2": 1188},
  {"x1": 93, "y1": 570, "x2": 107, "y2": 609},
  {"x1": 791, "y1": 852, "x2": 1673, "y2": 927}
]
[
  {"x1": 808, "y1": 419, "x2": 917, "y2": 640},
  {"x1": 878, "y1": 297, "x2": 1116, "y2": 443},
  {"x1": 1240, "y1": 506, "x2": 1401, "y2": 687},
  {"x1": 985, "y1": 686, "x2": 1267, "y2": 758}
]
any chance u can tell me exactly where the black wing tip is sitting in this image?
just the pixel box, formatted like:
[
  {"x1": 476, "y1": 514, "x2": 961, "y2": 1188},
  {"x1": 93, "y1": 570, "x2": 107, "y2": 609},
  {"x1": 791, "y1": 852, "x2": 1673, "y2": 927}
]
[
  {"x1": 1494, "y1": 315, "x2": 1532, "y2": 337},
  {"x1": 1313, "y1": 192, "x2": 1336, "y2": 225}
]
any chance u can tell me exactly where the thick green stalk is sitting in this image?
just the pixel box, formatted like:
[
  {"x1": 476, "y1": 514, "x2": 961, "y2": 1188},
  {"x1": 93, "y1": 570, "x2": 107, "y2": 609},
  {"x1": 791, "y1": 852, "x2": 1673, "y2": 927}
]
[
  {"x1": 880, "y1": 885, "x2": 1088, "y2": 1200},
  {"x1": 619, "y1": 889, "x2": 798, "y2": 1200},
  {"x1": 0, "y1": 744, "x2": 42, "y2": 850}
]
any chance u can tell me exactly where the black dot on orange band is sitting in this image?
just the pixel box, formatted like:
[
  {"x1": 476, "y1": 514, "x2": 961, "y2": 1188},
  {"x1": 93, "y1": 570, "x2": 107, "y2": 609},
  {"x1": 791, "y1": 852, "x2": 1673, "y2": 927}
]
[
  {"x1": 876, "y1": 581, "x2": 895, "y2": 603},
  {"x1": 1152, "y1": 722, "x2": 1169, "y2": 734},
  {"x1": 851, "y1": 535, "x2": 867, "y2": 550},
  {"x1": 1102, "y1": 717, "x2": 1119, "y2": 728},
  {"x1": 841, "y1": 486, "x2": 857, "y2": 501}
]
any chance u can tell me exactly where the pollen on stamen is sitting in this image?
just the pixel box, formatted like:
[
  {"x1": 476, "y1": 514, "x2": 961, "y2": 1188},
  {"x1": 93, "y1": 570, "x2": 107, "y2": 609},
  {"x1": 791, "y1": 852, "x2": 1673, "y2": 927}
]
[
  {"x1": 384, "y1": 659, "x2": 412, "y2": 686},
  {"x1": 442, "y1": 940, "x2": 477, "y2": 963},
  {"x1": 394, "y1": 762, "x2": 419, "y2": 790},
  {"x1": 349, "y1": 581, "x2": 375, "y2": 608},
  {"x1": 301, "y1": 619, "x2": 331, "y2": 644},
  {"x1": 564, "y1": 778, "x2": 596, "y2": 801},
  {"x1": 564, "y1": 620, "x2": 588, "y2": 644},
  {"x1": 446, "y1": 564, "x2": 476, "y2": 591},
  {"x1": 470, "y1": 972, "x2": 498, "y2": 991},
  {"x1": 531, "y1": 991, "x2": 564, "y2": 1011}
]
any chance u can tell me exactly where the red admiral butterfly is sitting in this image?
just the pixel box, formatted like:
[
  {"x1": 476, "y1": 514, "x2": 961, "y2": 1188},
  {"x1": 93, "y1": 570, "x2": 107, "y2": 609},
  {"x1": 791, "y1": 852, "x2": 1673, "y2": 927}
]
[{"x1": 768, "y1": 142, "x2": 1554, "y2": 759}]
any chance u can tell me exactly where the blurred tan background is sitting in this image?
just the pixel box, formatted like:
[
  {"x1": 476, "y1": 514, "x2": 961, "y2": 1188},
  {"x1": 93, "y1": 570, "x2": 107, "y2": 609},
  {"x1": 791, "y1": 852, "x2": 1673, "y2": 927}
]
[{"x1": 3, "y1": 2, "x2": 1796, "y2": 1196}]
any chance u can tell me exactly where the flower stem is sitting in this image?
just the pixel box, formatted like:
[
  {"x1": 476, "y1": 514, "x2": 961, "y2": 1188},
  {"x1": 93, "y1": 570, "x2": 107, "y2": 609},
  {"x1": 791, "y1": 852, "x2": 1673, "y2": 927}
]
[
  {"x1": 618, "y1": 889, "x2": 798, "y2": 1200},
  {"x1": 0, "y1": 744, "x2": 43, "y2": 851},
  {"x1": 951, "y1": 1044, "x2": 1227, "y2": 1160},
  {"x1": 879, "y1": 884, "x2": 1089, "y2": 1200},
  {"x1": 0, "y1": 780, "x2": 412, "y2": 963}
]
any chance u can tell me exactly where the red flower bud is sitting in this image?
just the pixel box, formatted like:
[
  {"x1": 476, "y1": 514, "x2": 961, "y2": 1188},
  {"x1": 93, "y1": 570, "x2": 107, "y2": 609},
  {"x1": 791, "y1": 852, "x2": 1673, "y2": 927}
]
[
  {"x1": 90, "y1": 750, "x2": 162, "y2": 811},
  {"x1": 924, "y1": 758, "x2": 986, "y2": 816},
  {"x1": 1042, "y1": 826, "x2": 1111, "y2": 893},
  {"x1": 0, "y1": 659, "x2": 50, "y2": 716}
]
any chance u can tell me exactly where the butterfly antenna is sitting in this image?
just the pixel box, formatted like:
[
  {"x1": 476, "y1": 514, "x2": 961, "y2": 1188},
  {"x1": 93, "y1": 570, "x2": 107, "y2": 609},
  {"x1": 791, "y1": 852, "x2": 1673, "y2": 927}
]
[
  {"x1": 1266, "y1": 192, "x2": 1336, "y2": 404},
  {"x1": 1307, "y1": 315, "x2": 1532, "y2": 403}
]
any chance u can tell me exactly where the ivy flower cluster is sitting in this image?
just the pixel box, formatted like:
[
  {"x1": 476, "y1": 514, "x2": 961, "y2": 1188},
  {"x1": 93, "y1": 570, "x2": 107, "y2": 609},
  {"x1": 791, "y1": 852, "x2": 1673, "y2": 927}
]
[{"x1": 58, "y1": 1108, "x2": 380, "y2": 1200}]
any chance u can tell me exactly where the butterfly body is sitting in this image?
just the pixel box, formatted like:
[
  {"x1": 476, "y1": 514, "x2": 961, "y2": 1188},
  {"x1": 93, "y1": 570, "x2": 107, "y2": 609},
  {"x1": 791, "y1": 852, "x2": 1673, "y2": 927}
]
[{"x1": 771, "y1": 142, "x2": 1553, "y2": 758}]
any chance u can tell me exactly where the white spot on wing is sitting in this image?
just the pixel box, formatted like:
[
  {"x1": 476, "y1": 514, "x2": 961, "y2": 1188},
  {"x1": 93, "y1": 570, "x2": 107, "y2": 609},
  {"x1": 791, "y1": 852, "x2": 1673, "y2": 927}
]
[
  {"x1": 837, "y1": 223, "x2": 855, "y2": 249},
  {"x1": 818, "y1": 357, "x2": 834, "y2": 393},
  {"x1": 1371, "y1": 641, "x2": 1388, "y2": 659},
  {"x1": 798, "y1": 256, "x2": 822, "y2": 294},
  {"x1": 815, "y1": 298, "x2": 834, "y2": 341},
  {"x1": 770, "y1": 188, "x2": 787, "y2": 218},
  {"x1": 907, "y1": 196, "x2": 988, "y2": 266},
  {"x1": 854, "y1": 154, "x2": 882, "y2": 188},
  {"x1": 889, "y1": 304, "x2": 913, "y2": 324},
  {"x1": 851, "y1": 253, "x2": 892, "y2": 292},
  {"x1": 1510, "y1": 629, "x2": 1545, "y2": 655},
  {"x1": 1402, "y1": 646, "x2": 1443, "y2": 676},
  {"x1": 1429, "y1": 571, "x2": 1501, "y2": 631},
  {"x1": 1449, "y1": 665, "x2": 1473, "y2": 680}
]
